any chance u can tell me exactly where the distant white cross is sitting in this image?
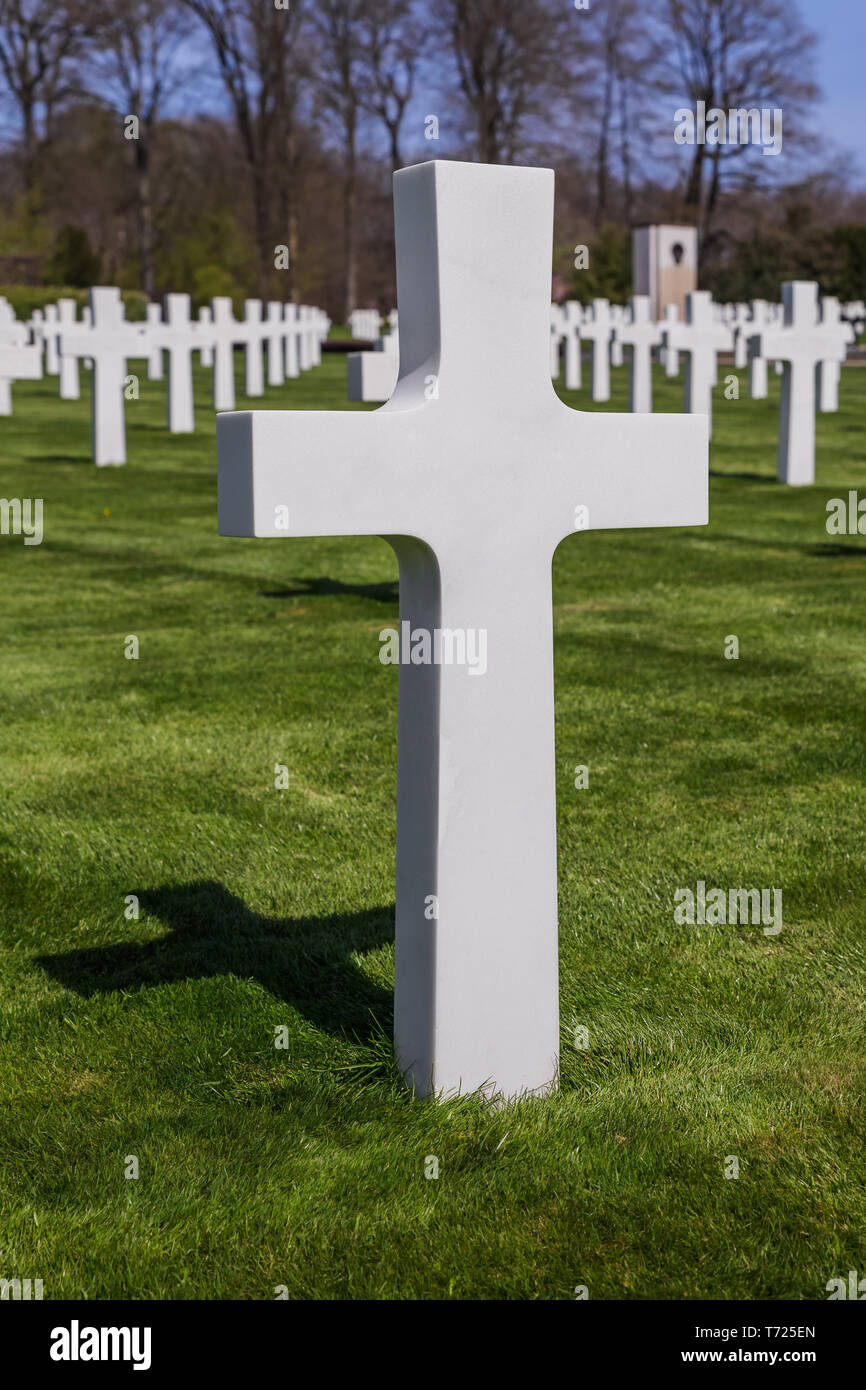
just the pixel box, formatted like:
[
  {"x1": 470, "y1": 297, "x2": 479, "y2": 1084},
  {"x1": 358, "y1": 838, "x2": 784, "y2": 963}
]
[
  {"x1": 146, "y1": 303, "x2": 164, "y2": 380},
  {"x1": 57, "y1": 298, "x2": 80, "y2": 400},
  {"x1": 609, "y1": 304, "x2": 625, "y2": 367},
  {"x1": 617, "y1": 295, "x2": 662, "y2": 413},
  {"x1": 731, "y1": 304, "x2": 751, "y2": 369},
  {"x1": 747, "y1": 300, "x2": 774, "y2": 399},
  {"x1": 59, "y1": 287, "x2": 147, "y2": 465},
  {"x1": 159, "y1": 293, "x2": 199, "y2": 434},
  {"x1": 283, "y1": 305, "x2": 300, "y2": 379},
  {"x1": 550, "y1": 304, "x2": 565, "y2": 378},
  {"x1": 264, "y1": 302, "x2": 285, "y2": 387},
  {"x1": 297, "y1": 306, "x2": 313, "y2": 372},
  {"x1": 580, "y1": 299, "x2": 614, "y2": 402},
  {"x1": 198, "y1": 306, "x2": 215, "y2": 368},
  {"x1": 817, "y1": 297, "x2": 854, "y2": 413},
  {"x1": 211, "y1": 298, "x2": 238, "y2": 412},
  {"x1": 662, "y1": 290, "x2": 733, "y2": 437},
  {"x1": 750, "y1": 281, "x2": 851, "y2": 485},
  {"x1": 662, "y1": 305, "x2": 680, "y2": 376},
  {"x1": 562, "y1": 301, "x2": 582, "y2": 390},
  {"x1": 44, "y1": 304, "x2": 60, "y2": 376},
  {"x1": 217, "y1": 160, "x2": 707, "y2": 1101},
  {"x1": 0, "y1": 337, "x2": 42, "y2": 414}
]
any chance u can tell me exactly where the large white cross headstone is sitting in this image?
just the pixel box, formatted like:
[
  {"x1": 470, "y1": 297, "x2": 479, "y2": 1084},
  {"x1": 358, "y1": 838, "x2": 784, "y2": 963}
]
[
  {"x1": 59, "y1": 287, "x2": 147, "y2": 465},
  {"x1": 663, "y1": 290, "x2": 734, "y2": 437},
  {"x1": 217, "y1": 160, "x2": 708, "y2": 1101},
  {"x1": 618, "y1": 295, "x2": 662, "y2": 413},
  {"x1": 750, "y1": 281, "x2": 851, "y2": 485}
]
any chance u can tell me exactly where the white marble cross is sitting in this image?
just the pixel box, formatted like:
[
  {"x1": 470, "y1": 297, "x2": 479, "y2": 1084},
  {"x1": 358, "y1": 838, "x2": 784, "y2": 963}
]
[
  {"x1": 0, "y1": 300, "x2": 31, "y2": 414},
  {"x1": 59, "y1": 287, "x2": 147, "y2": 465},
  {"x1": 580, "y1": 299, "x2": 614, "y2": 402},
  {"x1": 297, "y1": 306, "x2": 313, "y2": 372},
  {"x1": 43, "y1": 304, "x2": 60, "y2": 376},
  {"x1": 217, "y1": 160, "x2": 707, "y2": 1102},
  {"x1": 561, "y1": 301, "x2": 582, "y2": 390},
  {"x1": 662, "y1": 305, "x2": 680, "y2": 376},
  {"x1": 146, "y1": 303, "x2": 164, "y2": 380},
  {"x1": 750, "y1": 281, "x2": 851, "y2": 485},
  {"x1": 211, "y1": 297, "x2": 238, "y2": 411},
  {"x1": 609, "y1": 304, "x2": 625, "y2": 367},
  {"x1": 159, "y1": 293, "x2": 199, "y2": 434},
  {"x1": 240, "y1": 300, "x2": 265, "y2": 397},
  {"x1": 817, "y1": 297, "x2": 854, "y2": 413},
  {"x1": 57, "y1": 299, "x2": 81, "y2": 400},
  {"x1": 198, "y1": 306, "x2": 215, "y2": 368},
  {"x1": 0, "y1": 337, "x2": 42, "y2": 414},
  {"x1": 283, "y1": 305, "x2": 300, "y2": 379},
  {"x1": 617, "y1": 295, "x2": 662, "y2": 413},
  {"x1": 550, "y1": 304, "x2": 565, "y2": 378},
  {"x1": 731, "y1": 303, "x2": 751, "y2": 369},
  {"x1": 265, "y1": 302, "x2": 285, "y2": 387},
  {"x1": 747, "y1": 300, "x2": 774, "y2": 399},
  {"x1": 662, "y1": 290, "x2": 734, "y2": 437}
]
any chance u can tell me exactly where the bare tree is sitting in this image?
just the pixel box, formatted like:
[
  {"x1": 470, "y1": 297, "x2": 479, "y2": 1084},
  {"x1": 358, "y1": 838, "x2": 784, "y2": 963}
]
[
  {"x1": 88, "y1": 0, "x2": 192, "y2": 298},
  {"x1": 664, "y1": 0, "x2": 819, "y2": 233},
  {"x1": 442, "y1": 0, "x2": 577, "y2": 165},
  {"x1": 0, "y1": 0, "x2": 91, "y2": 197},
  {"x1": 183, "y1": 0, "x2": 307, "y2": 298},
  {"x1": 358, "y1": 0, "x2": 419, "y2": 175},
  {"x1": 310, "y1": 0, "x2": 370, "y2": 321}
]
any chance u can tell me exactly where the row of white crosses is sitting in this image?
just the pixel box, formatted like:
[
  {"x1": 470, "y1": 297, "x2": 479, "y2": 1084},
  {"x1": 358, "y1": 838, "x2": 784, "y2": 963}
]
[
  {"x1": 552, "y1": 289, "x2": 855, "y2": 483},
  {"x1": 349, "y1": 308, "x2": 383, "y2": 340},
  {"x1": 3, "y1": 290, "x2": 329, "y2": 464}
]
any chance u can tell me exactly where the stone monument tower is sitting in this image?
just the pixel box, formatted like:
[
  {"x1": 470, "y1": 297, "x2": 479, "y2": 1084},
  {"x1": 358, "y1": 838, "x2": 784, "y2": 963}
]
[{"x1": 632, "y1": 224, "x2": 698, "y2": 320}]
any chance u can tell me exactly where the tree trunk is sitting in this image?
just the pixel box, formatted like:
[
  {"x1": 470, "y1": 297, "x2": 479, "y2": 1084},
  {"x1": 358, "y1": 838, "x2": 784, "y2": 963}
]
[
  {"x1": 253, "y1": 164, "x2": 272, "y2": 301},
  {"x1": 618, "y1": 70, "x2": 633, "y2": 226},
  {"x1": 136, "y1": 138, "x2": 155, "y2": 300},
  {"x1": 595, "y1": 54, "x2": 615, "y2": 227},
  {"x1": 343, "y1": 147, "x2": 357, "y2": 323}
]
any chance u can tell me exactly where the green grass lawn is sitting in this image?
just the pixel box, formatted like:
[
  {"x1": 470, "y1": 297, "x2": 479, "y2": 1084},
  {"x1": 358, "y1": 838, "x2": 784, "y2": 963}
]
[{"x1": 0, "y1": 351, "x2": 864, "y2": 1300}]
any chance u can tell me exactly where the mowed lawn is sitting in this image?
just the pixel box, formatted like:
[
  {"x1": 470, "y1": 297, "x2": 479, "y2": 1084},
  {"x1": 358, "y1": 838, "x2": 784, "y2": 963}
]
[{"x1": 0, "y1": 348, "x2": 864, "y2": 1300}]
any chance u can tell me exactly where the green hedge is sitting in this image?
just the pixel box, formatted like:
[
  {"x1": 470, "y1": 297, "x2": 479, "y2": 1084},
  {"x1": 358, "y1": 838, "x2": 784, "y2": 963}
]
[{"x1": 0, "y1": 286, "x2": 150, "y2": 320}]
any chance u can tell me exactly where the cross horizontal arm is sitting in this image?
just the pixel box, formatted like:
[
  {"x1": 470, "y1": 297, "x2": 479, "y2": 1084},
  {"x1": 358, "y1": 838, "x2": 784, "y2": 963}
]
[
  {"x1": 548, "y1": 406, "x2": 708, "y2": 542},
  {"x1": 218, "y1": 406, "x2": 432, "y2": 540}
]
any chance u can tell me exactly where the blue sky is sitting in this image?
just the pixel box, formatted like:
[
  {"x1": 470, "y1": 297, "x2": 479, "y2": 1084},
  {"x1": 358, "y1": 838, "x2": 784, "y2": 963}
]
[{"x1": 796, "y1": 0, "x2": 866, "y2": 178}]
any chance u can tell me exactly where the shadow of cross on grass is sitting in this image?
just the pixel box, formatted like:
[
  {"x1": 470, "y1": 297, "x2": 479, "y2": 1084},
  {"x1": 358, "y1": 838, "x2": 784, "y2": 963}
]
[
  {"x1": 36, "y1": 881, "x2": 394, "y2": 1043},
  {"x1": 260, "y1": 576, "x2": 399, "y2": 603}
]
